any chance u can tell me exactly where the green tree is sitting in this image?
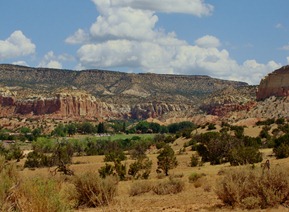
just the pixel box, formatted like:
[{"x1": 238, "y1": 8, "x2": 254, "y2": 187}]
[
  {"x1": 274, "y1": 143, "x2": 289, "y2": 159},
  {"x1": 190, "y1": 154, "x2": 199, "y2": 167},
  {"x1": 97, "y1": 122, "x2": 105, "y2": 133},
  {"x1": 66, "y1": 123, "x2": 77, "y2": 136},
  {"x1": 228, "y1": 146, "x2": 262, "y2": 165},
  {"x1": 149, "y1": 122, "x2": 161, "y2": 133},
  {"x1": 157, "y1": 144, "x2": 178, "y2": 176},
  {"x1": 130, "y1": 140, "x2": 150, "y2": 160},
  {"x1": 32, "y1": 128, "x2": 42, "y2": 139},
  {"x1": 98, "y1": 163, "x2": 114, "y2": 178},
  {"x1": 24, "y1": 151, "x2": 53, "y2": 168},
  {"x1": 167, "y1": 121, "x2": 195, "y2": 133},
  {"x1": 19, "y1": 126, "x2": 31, "y2": 134},
  {"x1": 80, "y1": 122, "x2": 96, "y2": 134},
  {"x1": 230, "y1": 125, "x2": 244, "y2": 138},
  {"x1": 195, "y1": 132, "x2": 238, "y2": 165},
  {"x1": 52, "y1": 140, "x2": 74, "y2": 165},
  {"x1": 128, "y1": 157, "x2": 152, "y2": 179},
  {"x1": 104, "y1": 150, "x2": 126, "y2": 162},
  {"x1": 135, "y1": 121, "x2": 150, "y2": 133},
  {"x1": 51, "y1": 123, "x2": 67, "y2": 137},
  {"x1": 5, "y1": 144, "x2": 24, "y2": 162}
]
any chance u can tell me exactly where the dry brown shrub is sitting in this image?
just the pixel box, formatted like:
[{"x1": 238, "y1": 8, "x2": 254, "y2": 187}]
[
  {"x1": 188, "y1": 172, "x2": 204, "y2": 183},
  {"x1": 153, "y1": 178, "x2": 185, "y2": 195},
  {"x1": 1, "y1": 155, "x2": 72, "y2": 211},
  {"x1": 216, "y1": 166, "x2": 289, "y2": 209},
  {"x1": 72, "y1": 172, "x2": 118, "y2": 208},
  {"x1": 129, "y1": 180, "x2": 154, "y2": 196}
]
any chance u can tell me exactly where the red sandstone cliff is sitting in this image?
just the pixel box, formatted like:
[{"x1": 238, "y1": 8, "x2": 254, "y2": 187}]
[
  {"x1": 202, "y1": 101, "x2": 257, "y2": 117},
  {"x1": 0, "y1": 92, "x2": 102, "y2": 119},
  {"x1": 257, "y1": 65, "x2": 289, "y2": 100},
  {"x1": 0, "y1": 91, "x2": 196, "y2": 121}
]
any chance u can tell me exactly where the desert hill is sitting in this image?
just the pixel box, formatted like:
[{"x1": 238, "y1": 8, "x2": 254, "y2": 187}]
[
  {"x1": 0, "y1": 64, "x2": 250, "y2": 122},
  {"x1": 1, "y1": 64, "x2": 289, "y2": 126},
  {"x1": 0, "y1": 64, "x2": 247, "y2": 103}
]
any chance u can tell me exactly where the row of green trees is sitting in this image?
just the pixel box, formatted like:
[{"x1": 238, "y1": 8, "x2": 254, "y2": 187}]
[
  {"x1": 51, "y1": 122, "x2": 106, "y2": 137},
  {"x1": 188, "y1": 131, "x2": 263, "y2": 166}
]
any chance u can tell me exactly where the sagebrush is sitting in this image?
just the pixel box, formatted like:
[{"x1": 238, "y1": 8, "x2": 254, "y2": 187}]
[
  {"x1": 216, "y1": 166, "x2": 289, "y2": 209},
  {"x1": 73, "y1": 172, "x2": 118, "y2": 208}
]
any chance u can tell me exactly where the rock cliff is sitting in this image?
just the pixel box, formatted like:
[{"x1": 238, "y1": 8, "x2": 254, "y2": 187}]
[
  {"x1": 200, "y1": 85, "x2": 257, "y2": 117},
  {"x1": 0, "y1": 92, "x2": 100, "y2": 118},
  {"x1": 257, "y1": 65, "x2": 289, "y2": 100},
  {"x1": 0, "y1": 64, "x2": 249, "y2": 121},
  {"x1": 0, "y1": 88, "x2": 196, "y2": 121}
]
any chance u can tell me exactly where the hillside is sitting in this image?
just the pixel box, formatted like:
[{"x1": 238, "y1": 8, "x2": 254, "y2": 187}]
[
  {"x1": 0, "y1": 64, "x2": 250, "y2": 122},
  {"x1": 0, "y1": 64, "x2": 247, "y2": 103}
]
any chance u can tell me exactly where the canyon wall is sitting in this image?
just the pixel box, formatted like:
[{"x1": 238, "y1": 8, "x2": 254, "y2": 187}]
[
  {"x1": 0, "y1": 91, "x2": 196, "y2": 120},
  {"x1": 257, "y1": 65, "x2": 289, "y2": 100}
]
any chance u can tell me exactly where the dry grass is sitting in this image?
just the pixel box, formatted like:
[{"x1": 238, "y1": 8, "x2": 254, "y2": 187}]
[
  {"x1": 0, "y1": 156, "x2": 19, "y2": 211},
  {"x1": 9, "y1": 143, "x2": 289, "y2": 211},
  {"x1": 216, "y1": 166, "x2": 289, "y2": 209},
  {"x1": 152, "y1": 177, "x2": 185, "y2": 195},
  {"x1": 72, "y1": 172, "x2": 118, "y2": 208},
  {"x1": 15, "y1": 176, "x2": 70, "y2": 211},
  {"x1": 16, "y1": 151, "x2": 226, "y2": 211},
  {"x1": 129, "y1": 180, "x2": 154, "y2": 196}
]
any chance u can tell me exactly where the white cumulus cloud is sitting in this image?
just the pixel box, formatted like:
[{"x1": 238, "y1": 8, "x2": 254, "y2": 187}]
[
  {"x1": 195, "y1": 35, "x2": 221, "y2": 48},
  {"x1": 12, "y1": 61, "x2": 29, "y2": 66},
  {"x1": 90, "y1": 7, "x2": 158, "y2": 41},
  {"x1": 68, "y1": 0, "x2": 281, "y2": 85},
  {"x1": 65, "y1": 29, "x2": 89, "y2": 44},
  {"x1": 92, "y1": 0, "x2": 213, "y2": 16},
  {"x1": 0, "y1": 30, "x2": 36, "y2": 60},
  {"x1": 38, "y1": 51, "x2": 63, "y2": 69},
  {"x1": 232, "y1": 60, "x2": 281, "y2": 85}
]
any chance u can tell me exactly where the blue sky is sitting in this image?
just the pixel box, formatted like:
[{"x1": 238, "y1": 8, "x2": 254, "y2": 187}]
[{"x1": 0, "y1": 0, "x2": 288, "y2": 85}]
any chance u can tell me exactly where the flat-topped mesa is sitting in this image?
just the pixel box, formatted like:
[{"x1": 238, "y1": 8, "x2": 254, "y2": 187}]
[
  {"x1": 0, "y1": 64, "x2": 251, "y2": 121},
  {"x1": 257, "y1": 65, "x2": 289, "y2": 101}
]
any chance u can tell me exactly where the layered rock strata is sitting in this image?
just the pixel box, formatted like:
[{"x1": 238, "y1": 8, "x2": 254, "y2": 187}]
[
  {"x1": 0, "y1": 91, "x2": 196, "y2": 120},
  {"x1": 257, "y1": 65, "x2": 289, "y2": 100}
]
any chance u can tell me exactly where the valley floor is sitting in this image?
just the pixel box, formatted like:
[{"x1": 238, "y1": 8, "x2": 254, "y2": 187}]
[{"x1": 18, "y1": 147, "x2": 289, "y2": 212}]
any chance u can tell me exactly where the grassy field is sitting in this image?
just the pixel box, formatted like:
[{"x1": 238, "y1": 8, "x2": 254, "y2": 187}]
[
  {"x1": 73, "y1": 133, "x2": 155, "y2": 141},
  {"x1": 16, "y1": 137, "x2": 289, "y2": 212},
  {"x1": 6, "y1": 125, "x2": 289, "y2": 211}
]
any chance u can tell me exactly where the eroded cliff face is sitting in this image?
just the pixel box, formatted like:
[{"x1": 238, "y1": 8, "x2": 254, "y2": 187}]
[
  {"x1": 0, "y1": 89, "x2": 197, "y2": 121},
  {"x1": 200, "y1": 86, "x2": 257, "y2": 117},
  {"x1": 0, "y1": 92, "x2": 100, "y2": 119},
  {"x1": 0, "y1": 64, "x2": 251, "y2": 122},
  {"x1": 257, "y1": 65, "x2": 289, "y2": 100}
]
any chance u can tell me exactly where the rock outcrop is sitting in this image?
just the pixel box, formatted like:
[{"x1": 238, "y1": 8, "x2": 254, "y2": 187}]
[
  {"x1": 0, "y1": 92, "x2": 101, "y2": 119},
  {"x1": 202, "y1": 101, "x2": 256, "y2": 117},
  {"x1": 200, "y1": 85, "x2": 257, "y2": 117},
  {"x1": 0, "y1": 64, "x2": 250, "y2": 121},
  {"x1": 0, "y1": 90, "x2": 197, "y2": 121},
  {"x1": 257, "y1": 65, "x2": 289, "y2": 100}
]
